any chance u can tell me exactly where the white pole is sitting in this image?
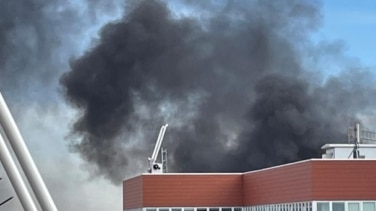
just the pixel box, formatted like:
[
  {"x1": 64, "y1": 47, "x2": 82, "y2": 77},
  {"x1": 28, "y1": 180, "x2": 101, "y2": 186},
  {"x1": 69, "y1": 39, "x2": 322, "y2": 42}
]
[
  {"x1": 151, "y1": 124, "x2": 168, "y2": 161},
  {"x1": 356, "y1": 122, "x2": 361, "y2": 144},
  {"x1": 151, "y1": 125, "x2": 165, "y2": 161},
  {"x1": 0, "y1": 92, "x2": 58, "y2": 211},
  {"x1": 0, "y1": 133, "x2": 38, "y2": 211}
]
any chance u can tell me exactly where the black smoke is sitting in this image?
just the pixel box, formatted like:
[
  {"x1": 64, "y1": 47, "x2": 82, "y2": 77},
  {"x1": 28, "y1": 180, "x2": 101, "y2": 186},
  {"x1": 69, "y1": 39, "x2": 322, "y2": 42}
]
[
  {"x1": 61, "y1": 0, "x2": 376, "y2": 183},
  {"x1": 0, "y1": 0, "x2": 69, "y2": 93}
]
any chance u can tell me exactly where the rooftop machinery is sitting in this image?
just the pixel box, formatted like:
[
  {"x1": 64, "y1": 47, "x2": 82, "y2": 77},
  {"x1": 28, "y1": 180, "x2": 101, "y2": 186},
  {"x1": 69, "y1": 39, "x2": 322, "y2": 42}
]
[
  {"x1": 148, "y1": 124, "x2": 168, "y2": 173},
  {"x1": 0, "y1": 92, "x2": 57, "y2": 211}
]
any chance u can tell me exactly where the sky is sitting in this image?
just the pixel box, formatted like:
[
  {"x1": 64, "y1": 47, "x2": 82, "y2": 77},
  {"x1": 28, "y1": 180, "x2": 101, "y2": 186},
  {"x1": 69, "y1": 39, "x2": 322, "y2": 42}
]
[
  {"x1": 316, "y1": 0, "x2": 376, "y2": 68},
  {"x1": 0, "y1": 0, "x2": 375, "y2": 210}
]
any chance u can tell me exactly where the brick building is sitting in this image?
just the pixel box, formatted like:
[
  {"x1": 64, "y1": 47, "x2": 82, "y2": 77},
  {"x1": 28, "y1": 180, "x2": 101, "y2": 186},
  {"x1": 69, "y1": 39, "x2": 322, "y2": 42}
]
[{"x1": 123, "y1": 145, "x2": 376, "y2": 211}]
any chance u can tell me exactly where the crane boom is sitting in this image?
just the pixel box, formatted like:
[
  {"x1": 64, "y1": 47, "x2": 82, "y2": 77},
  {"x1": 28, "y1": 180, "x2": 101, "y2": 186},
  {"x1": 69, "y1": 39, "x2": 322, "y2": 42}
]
[
  {"x1": 151, "y1": 124, "x2": 168, "y2": 162},
  {"x1": 148, "y1": 124, "x2": 168, "y2": 173}
]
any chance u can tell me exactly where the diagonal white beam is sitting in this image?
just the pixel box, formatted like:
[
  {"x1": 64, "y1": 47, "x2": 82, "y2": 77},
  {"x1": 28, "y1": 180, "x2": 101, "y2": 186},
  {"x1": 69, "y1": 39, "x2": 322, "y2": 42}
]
[{"x1": 0, "y1": 92, "x2": 57, "y2": 211}]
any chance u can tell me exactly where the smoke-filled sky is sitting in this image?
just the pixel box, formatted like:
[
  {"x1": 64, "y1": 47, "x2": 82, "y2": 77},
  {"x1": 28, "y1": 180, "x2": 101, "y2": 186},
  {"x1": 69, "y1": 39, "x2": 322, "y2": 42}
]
[{"x1": 0, "y1": 0, "x2": 376, "y2": 210}]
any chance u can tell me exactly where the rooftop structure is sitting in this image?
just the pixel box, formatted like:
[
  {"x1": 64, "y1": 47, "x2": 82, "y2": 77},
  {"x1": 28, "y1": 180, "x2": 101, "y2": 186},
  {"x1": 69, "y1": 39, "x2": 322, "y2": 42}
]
[{"x1": 321, "y1": 144, "x2": 376, "y2": 159}]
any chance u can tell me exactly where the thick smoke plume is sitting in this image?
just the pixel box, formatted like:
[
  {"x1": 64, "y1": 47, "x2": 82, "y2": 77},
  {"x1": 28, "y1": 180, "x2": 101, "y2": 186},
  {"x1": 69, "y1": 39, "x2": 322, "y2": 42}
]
[
  {"x1": 61, "y1": 0, "x2": 376, "y2": 183},
  {"x1": 0, "y1": 0, "x2": 121, "y2": 97},
  {"x1": 0, "y1": 0, "x2": 80, "y2": 93}
]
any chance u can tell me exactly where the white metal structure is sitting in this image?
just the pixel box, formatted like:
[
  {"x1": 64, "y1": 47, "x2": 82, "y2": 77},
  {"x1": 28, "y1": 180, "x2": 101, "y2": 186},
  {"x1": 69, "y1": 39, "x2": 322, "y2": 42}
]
[
  {"x1": 0, "y1": 92, "x2": 58, "y2": 210},
  {"x1": 345, "y1": 122, "x2": 376, "y2": 158},
  {"x1": 0, "y1": 133, "x2": 38, "y2": 211},
  {"x1": 348, "y1": 122, "x2": 376, "y2": 144},
  {"x1": 321, "y1": 144, "x2": 376, "y2": 159},
  {"x1": 148, "y1": 124, "x2": 168, "y2": 173}
]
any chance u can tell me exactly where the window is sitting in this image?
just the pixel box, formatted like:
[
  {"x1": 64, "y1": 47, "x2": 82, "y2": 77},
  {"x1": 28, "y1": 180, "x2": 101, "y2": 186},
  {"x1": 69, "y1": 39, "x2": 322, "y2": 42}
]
[
  {"x1": 332, "y1": 202, "x2": 345, "y2": 211},
  {"x1": 300, "y1": 203, "x2": 305, "y2": 211},
  {"x1": 159, "y1": 208, "x2": 169, "y2": 211},
  {"x1": 234, "y1": 208, "x2": 242, "y2": 211},
  {"x1": 210, "y1": 208, "x2": 219, "y2": 211},
  {"x1": 348, "y1": 203, "x2": 359, "y2": 211},
  {"x1": 197, "y1": 208, "x2": 207, "y2": 211},
  {"x1": 172, "y1": 209, "x2": 182, "y2": 211},
  {"x1": 222, "y1": 208, "x2": 232, "y2": 211},
  {"x1": 147, "y1": 209, "x2": 157, "y2": 211},
  {"x1": 364, "y1": 202, "x2": 376, "y2": 211},
  {"x1": 317, "y1": 202, "x2": 329, "y2": 211}
]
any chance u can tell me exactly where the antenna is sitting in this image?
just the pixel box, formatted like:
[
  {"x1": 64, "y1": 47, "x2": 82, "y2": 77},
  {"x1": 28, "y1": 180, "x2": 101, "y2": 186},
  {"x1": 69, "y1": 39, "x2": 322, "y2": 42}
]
[
  {"x1": 348, "y1": 122, "x2": 376, "y2": 144},
  {"x1": 347, "y1": 122, "x2": 376, "y2": 159},
  {"x1": 353, "y1": 122, "x2": 360, "y2": 158}
]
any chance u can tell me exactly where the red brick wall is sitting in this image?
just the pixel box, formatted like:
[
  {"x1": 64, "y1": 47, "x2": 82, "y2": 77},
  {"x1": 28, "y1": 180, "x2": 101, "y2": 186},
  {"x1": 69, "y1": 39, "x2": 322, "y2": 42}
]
[
  {"x1": 124, "y1": 160, "x2": 376, "y2": 209},
  {"x1": 243, "y1": 161, "x2": 313, "y2": 205},
  {"x1": 311, "y1": 160, "x2": 376, "y2": 200},
  {"x1": 124, "y1": 176, "x2": 143, "y2": 209},
  {"x1": 243, "y1": 160, "x2": 376, "y2": 205},
  {"x1": 142, "y1": 174, "x2": 243, "y2": 207}
]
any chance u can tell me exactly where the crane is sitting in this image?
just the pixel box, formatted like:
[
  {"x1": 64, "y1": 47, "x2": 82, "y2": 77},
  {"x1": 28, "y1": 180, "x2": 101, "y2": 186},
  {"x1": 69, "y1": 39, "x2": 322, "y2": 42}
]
[{"x1": 148, "y1": 124, "x2": 168, "y2": 173}]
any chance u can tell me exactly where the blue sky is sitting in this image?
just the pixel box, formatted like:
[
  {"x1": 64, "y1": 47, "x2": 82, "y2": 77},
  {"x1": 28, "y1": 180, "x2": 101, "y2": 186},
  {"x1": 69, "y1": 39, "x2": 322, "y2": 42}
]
[
  {"x1": 168, "y1": 0, "x2": 375, "y2": 71},
  {"x1": 318, "y1": 0, "x2": 376, "y2": 67}
]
